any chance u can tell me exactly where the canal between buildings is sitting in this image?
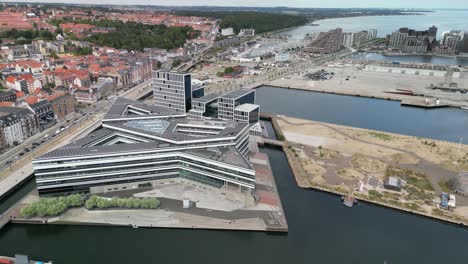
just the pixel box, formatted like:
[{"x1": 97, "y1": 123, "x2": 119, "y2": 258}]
[{"x1": 1, "y1": 87, "x2": 468, "y2": 263}]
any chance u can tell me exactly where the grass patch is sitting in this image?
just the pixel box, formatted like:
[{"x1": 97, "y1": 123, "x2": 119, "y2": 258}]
[
  {"x1": 438, "y1": 180, "x2": 451, "y2": 193},
  {"x1": 432, "y1": 208, "x2": 444, "y2": 216},
  {"x1": 404, "y1": 203, "x2": 421, "y2": 211},
  {"x1": 368, "y1": 190, "x2": 383, "y2": 200},
  {"x1": 382, "y1": 191, "x2": 401, "y2": 201},
  {"x1": 368, "y1": 132, "x2": 392, "y2": 141},
  {"x1": 386, "y1": 166, "x2": 435, "y2": 203}
]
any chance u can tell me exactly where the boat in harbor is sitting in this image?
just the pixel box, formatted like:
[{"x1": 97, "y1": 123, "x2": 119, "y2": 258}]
[
  {"x1": 0, "y1": 254, "x2": 52, "y2": 264},
  {"x1": 461, "y1": 106, "x2": 468, "y2": 110}
]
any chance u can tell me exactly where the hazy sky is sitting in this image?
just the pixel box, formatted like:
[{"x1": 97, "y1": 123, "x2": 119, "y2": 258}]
[{"x1": 7, "y1": 0, "x2": 468, "y2": 9}]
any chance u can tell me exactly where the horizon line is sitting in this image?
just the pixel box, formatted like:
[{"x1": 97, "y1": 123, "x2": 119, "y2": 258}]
[{"x1": 2, "y1": 2, "x2": 468, "y2": 10}]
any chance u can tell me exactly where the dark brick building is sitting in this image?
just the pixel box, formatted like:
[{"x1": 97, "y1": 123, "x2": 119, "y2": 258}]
[{"x1": 49, "y1": 94, "x2": 76, "y2": 121}]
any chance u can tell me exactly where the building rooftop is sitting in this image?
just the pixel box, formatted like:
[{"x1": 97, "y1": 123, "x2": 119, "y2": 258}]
[
  {"x1": 192, "y1": 93, "x2": 221, "y2": 103},
  {"x1": 103, "y1": 97, "x2": 182, "y2": 121},
  {"x1": 235, "y1": 103, "x2": 259, "y2": 112},
  {"x1": 220, "y1": 89, "x2": 254, "y2": 100},
  {"x1": 368, "y1": 62, "x2": 459, "y2": 72},
  {"x1": 36, "y1": 97, "x2": 252, "y2": 170}
]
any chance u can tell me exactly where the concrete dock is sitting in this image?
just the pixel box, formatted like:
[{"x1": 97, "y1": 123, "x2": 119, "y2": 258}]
[{"x1": 400, "y1": 99, "x2": 449, "y2": 108}]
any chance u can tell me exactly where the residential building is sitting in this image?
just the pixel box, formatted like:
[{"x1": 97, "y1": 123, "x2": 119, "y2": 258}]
[
  {"x1": 152, "y1": 71, "x2": 192, "y2": 113},
  {"x1": 29, "y1": 100, "x2": 56, "y2": 131},
  {"x1": 275, "y1": 51, "x2": 290, "y2": 62},
  {"x1": 0, "y1": 126, "x2": 6, "y2": 151},
  {"x1": 304, "y1": 28, "x2": 343, "y2": 54},
  {"x1": 32, "y1": 98, "x2": 255, "y2": 196},
  {"x1": 401, "y1": 37, "x2": 429, "y2": 53},
  {"x1": 213, "y1": 36, "x2": 242, "y2": 48},
  {"x1": 342, "y1": 32, "x2": 354, "y2": 47},
  {"x1": 0, "y1": 111, "x2": 24, "y2": 146},
  {"x1": 0, "y1": 106, "x2": 39, "y2": 140},
  {"x1": 49, "y1": 94, "x2": 75, "y2": 121},
  {"x1": 441, "y1": 30, "x2": 465, "y2": 54},
  {"x1": 0, "y1": 90, "x2": 16, "y2": 103},
  {"x1": 91, "y1": 77, "x2": 114, "y2": 100},
  {"x1": 221, "y1": 27, "x2": 234, "y2": 36},
  {"x1": 353, "y1": 31, "x2": 369, "y2": 46},
  {"x1": 72, "y1": 88, "x2": 99, "y2": 104},
  {"x1": 366, "y1": 29, "x2": 378, "y2": 40},
  {"x1": 239, "y1": 29, "x2": 255, "y2": 37},
  {"x1": 389, "y1": 26, "x2": 437, "y2": 52},
  {"x1": 6, "y1": 74, "x2": 42, "y2": 94},
  {"x1": 389, "y1": 30, "x2": 409, "y2": 49}
]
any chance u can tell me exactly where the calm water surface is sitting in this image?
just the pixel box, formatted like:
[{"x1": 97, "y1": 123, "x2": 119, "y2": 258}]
[
  {"x1": 256, "y1": 86, "x2": 468, "y2": 143},
  {"x1": 285, "y1": 10, "x2": 468, "y2": 39},
  {"x1": 1, "y1": 148, "x2": 468, "y2": 264}
]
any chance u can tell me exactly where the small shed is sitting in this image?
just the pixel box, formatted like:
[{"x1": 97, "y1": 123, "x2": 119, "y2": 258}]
[
  {"x1": 384, "y1": 177, "x2": 406, "y2": 191},
  {"x1": 183, "y1": 199, "x2": 194, "y2": 209}
]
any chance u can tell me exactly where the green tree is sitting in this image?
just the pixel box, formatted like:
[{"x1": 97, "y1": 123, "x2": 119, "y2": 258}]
[
  {"x1": 49, "y1": 51, "x2": 59, "y2": 59},
  {"x1": 172, "y1": 59, "x2": 182, "y2": 68},
  {"x1": 85, "y1": 195, "x2": 99, "y2": 209},
  {"x1": 66, "y1": 194, "x2": 84, "y2": 207},
  {"x1": 20, "y1": 204, "x2": 37, "y2": 218}
]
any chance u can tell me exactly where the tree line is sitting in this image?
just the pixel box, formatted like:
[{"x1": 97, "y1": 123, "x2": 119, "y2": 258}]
[
  {"x1": 51, "y1": 18, "x2": 199, "y2": 50},
  {"x1": 175, "y1": 11, "x2": 308, "y2": 34},
  {"x1": 0, "y1": 28, "x2": 55, "y2": 44}
]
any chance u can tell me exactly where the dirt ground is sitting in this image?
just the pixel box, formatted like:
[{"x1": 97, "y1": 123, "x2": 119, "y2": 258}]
[{"x1": 277, "y1": 115, "x2": 468, "y2": 224}]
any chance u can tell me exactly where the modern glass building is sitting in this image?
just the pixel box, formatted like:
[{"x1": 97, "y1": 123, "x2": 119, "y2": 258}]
[
  {"x1": 33, "y1": 98, "x2": 255, "y2": 196},
  {"x1": 152, "y1": 70, "x2": 192, "y2": 113},
  {"x1": 218, "y1": 89, "x2": 256, "y2": 121}
]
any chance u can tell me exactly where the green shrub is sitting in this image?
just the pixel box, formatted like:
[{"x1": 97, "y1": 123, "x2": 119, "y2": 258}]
[
  {"x1": 20, "y1": 194, "x2": 84, "y2": 218},
  {"x1": 84, "y1": 196, "x2": 160, "y2": 210}
]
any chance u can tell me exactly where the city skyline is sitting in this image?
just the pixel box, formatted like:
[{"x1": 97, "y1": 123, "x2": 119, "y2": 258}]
[{"x1": 3, "y1": 0, "x2": 468, "y2": 9}]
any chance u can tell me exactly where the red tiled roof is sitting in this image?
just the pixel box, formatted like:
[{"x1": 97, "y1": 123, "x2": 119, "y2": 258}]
[
  {"x1": 24, "y1": 96, "x2": 39, "y2": 105},
  {"x1": 15, "y1": 91, "x2": 26, "y2": 98},
  {"x1": 0, "y1": 101, "x2": 13, "y2": 107}
]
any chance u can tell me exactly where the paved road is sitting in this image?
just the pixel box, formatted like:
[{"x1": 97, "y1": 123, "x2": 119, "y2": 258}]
[{"x1": 0, "y1": 80, "x2": 152, "y2": 200}]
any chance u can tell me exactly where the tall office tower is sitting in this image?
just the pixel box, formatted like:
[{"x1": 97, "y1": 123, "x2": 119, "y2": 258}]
[{"x1": 152, "y1": 70, "x2": 192, "y2": 113}]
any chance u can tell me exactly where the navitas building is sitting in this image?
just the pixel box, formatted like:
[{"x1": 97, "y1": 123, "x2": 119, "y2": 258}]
[{"x1": 33, "y1": 98, "x2": 255, "y2": 195}]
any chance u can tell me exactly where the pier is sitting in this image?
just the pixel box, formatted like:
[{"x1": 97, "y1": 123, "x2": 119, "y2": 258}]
[{"x1": 400, "y1": 99, "x2": 449, "y2": 108}]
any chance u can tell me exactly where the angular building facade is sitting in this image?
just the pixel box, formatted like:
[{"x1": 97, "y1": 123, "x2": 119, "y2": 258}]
[
  {"x1": 33, "y1": 98, "x2": 255, "y2": 196},
  {"x1": 304, "y1": 28, "x2": 343, "y2": 54},
  {"x1": 218, "y1": 89, "x2": 256, "y2": 121}
]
